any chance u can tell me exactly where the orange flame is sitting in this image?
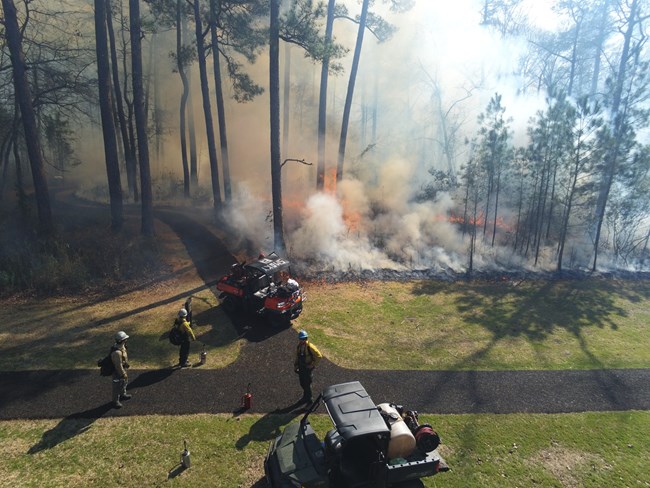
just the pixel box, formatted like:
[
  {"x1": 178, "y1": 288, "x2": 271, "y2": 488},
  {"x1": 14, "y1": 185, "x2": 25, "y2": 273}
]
[
  {"x1": 448, "y1": 212, "x2": 513, "y2": 232},
  {"x1": 323, "y1": 168, "x2": 337, "y2": 195}
]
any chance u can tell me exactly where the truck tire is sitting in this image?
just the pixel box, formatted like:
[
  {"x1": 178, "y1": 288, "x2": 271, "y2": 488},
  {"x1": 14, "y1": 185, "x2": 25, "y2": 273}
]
[
  {"x1": 222, "y1": 296, "x2": 238, "y2": 314},
  {"x1": 269, "y1": 314, "x2": 291, "y2": 329}
]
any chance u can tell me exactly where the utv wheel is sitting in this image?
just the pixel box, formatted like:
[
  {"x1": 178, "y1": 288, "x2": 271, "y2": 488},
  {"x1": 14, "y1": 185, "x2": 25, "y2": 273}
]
[
  {"x1": 269, "y1": 315, "x2": 291, "y2": 328},
  {"x1": 289, "y1": 303, "x2": 303, "y2": 320},
  {"x1": 222, "y1": 296, "x2": 237, "y2": 314}
]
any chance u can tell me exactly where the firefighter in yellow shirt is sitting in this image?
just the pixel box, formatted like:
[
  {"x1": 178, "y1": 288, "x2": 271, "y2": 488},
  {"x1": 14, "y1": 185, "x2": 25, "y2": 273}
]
[
  {"x1": 293, "y1": 330, "x2": 322, "y2": 404},
  {"x1": 175, "y1": 308, "x2": 196, "y2": 367}
]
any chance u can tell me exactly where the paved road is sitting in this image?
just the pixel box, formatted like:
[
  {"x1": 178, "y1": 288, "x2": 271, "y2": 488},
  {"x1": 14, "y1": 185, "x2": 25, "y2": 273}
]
[{"x1": 2, "y1": 322, "x2": 649, "y2": 419}]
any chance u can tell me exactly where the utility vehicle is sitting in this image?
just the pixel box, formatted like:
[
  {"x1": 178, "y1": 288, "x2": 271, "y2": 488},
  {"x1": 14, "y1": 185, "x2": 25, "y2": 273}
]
[
  {"x1": 216, "y1": 252, "x2": 304, "y2": 327},
  {"x1": 264, "y1": 381, "x2": 449, "y2": 487}
]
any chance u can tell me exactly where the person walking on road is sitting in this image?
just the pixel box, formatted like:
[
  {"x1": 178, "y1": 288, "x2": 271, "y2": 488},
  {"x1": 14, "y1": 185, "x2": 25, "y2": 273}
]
[
  {"x1": 111, "y1": 331, "x2": 132, "y2": 409},
  {"x1": 175, "y1": 308, "x2": 196, "y2": 367},
  {"x1": 293, "y1": 330, "x2": 322, "y2": 404}
]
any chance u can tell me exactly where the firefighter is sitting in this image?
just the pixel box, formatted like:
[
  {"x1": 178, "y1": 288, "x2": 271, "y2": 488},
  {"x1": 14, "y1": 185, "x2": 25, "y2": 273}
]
[
  {"x1": 175, "y1": 308, "x2": 196, "y2": 367},
  {"x1": 293, "y1": 330, "x2": 322, "y2": 404},
  {"x1": 285, "y1": 277, "x2": 300, "y2": 292},
  {"x1": 111, "y1": 331, "x2": 132, "y2": 408}
]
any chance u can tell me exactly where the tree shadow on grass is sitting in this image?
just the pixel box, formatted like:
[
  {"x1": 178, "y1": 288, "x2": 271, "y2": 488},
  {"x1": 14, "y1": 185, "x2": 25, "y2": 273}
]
[
  {"x1": 28, "y1": 402, "x2": 114, "y2": 454},
  {"x1": 412, "y1": 279, "x2": 644, "y2": 355},
  {"x1": 235, "y1": 409, "x2": 302, "y2": 450},
  {"x1": 410, "y1": 278, "x2": 647, "y2": 417}
]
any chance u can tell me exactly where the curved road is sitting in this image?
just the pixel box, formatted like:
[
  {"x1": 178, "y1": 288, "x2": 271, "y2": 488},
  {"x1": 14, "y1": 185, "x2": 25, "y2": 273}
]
[{"x1": 1, "y1": 207, "x2": 649, "y2": 420}]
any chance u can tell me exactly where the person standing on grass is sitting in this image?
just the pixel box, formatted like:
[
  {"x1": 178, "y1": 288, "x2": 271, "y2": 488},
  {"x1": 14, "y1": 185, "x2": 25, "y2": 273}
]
[
  {"x1": 111, "y1": 331, "x2": 132, "y2": 409},
  {"x1": 293, "y1": 329, "x2": 322, "y2": 404},
  {"x1": 175, "y1": 308, "x2": 195, "y2": 367}
]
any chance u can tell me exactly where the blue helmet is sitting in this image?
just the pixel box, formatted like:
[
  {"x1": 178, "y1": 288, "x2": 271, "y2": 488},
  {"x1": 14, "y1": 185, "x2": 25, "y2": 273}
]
[{"x1": 298, "y1": 330, "x2": 308, "y2": 340}]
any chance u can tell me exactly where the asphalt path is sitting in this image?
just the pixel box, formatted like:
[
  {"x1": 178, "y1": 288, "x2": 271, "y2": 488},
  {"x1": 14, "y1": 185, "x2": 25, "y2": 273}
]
[
  {"x1": 2, "y1": 205, "x2": 649, "y2": 420},
  {"x1": 1, "y1": 323, "x2": 649, "y2": 419}
]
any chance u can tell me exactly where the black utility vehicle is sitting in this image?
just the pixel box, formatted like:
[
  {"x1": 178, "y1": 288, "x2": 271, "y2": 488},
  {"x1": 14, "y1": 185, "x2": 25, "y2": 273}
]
[
  {"x1": 264, "y1": 381, "x2": 449, "y2": 488},
  {"x1": 216, "y1": 252, "x2": 304, "y2": 327}
]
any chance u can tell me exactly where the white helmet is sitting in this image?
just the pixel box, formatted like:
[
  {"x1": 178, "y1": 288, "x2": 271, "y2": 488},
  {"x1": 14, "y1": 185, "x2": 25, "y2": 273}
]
[
  {"x1": 115, "y1": 331, "x2": 129, "y2": 342},
  {"x1": 178, "y1": 308, "x2": 188, "y2": 318}
]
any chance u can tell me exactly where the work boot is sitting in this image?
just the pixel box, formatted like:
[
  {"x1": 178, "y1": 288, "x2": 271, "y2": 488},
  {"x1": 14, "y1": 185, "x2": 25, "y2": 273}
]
[
  {"x1": 113, "y1": 401, "x2": 123, "y2": 409},
  {"x1": 120, "y1": 394, "x2": 132, "y2": 401}
]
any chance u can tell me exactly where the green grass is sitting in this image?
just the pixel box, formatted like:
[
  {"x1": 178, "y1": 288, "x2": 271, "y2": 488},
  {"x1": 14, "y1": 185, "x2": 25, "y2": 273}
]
[
  {"x1": 1, "y1": 411, "x2": 648, "y2": 487},
  {"x1": 1, "y1": 278, "x2": 649, "y2": 372},
  {"x1": 0, "y1": 286, "x2": 240, "y2": 371},
  {"x1": 302, "y1": 279, "x2": 650, "y2": 370}
]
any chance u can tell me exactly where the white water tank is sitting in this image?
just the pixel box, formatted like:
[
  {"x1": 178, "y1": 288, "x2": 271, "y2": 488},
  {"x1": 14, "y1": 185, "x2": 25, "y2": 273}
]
[{"x1": 377, "y1": 403, "x2": 416, "y2": 459}]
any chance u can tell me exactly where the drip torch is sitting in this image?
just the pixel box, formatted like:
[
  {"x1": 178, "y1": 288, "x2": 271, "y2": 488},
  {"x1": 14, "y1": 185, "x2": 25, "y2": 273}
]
[{"x1": 180, "y1": 440, "x2": 191, "y2": 469}]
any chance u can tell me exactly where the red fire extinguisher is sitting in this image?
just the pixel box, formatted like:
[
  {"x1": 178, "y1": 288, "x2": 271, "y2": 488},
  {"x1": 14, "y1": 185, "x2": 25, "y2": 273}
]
[{"x1": 241, "y1": 383, "x2": 252, "y2": 410}]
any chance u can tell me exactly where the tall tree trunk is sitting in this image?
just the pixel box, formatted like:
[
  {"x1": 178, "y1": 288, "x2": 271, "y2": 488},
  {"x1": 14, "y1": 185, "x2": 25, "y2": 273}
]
[
  {"x1": 0, "y1": 109, "x2": 20, "y2": 202},
  {"x1": 153, "y1": 34, "x2": 162, "y2": 164},
  {"x1": 468, "y1": 183, "x2": 480, "y2": 276},
  {"x1": 95, "y1": 0, "x2": 124, "y2": 232},
  {"x1": 130, "y1": 0, "x2": 154, "y2": 236},
  {"x1": 2, "y1": 0, "x2": 53, "y2": 236},
  {"x1": 12, "y1": 100, "x2": 25, "y2": 206},
  {"x1": 316, "y1": 0, "x2": 335, "y2": 191},
  {"x1": 188, "y1": 83, "x2": 198, "y2": 184},
  {"x1": 336, "y1": 0, "x2": 369, "y2": 184},
  {"x1": 491, "y1": 170, "x2": 501, "y2": 247},
  {"x1": 119, "y1": 2, "x2": 139, "y2": 200},
  {"x1": 270, "y1": 0, "x2": 285, "y2": 251},
  {"x1": 592, "y1": 0, "x2": 639, "y2": 271},
  {"x1": 0, "y1": 138, "x2": 9, "y2": 201},
  {"x1": 177, "y1": 0, "x2": 190, "y2": 198},
  {"x1": 210, "y1": 0, "x2": 231, "y2": 202},
  {"x1": 533, "y1": 158, "x2": 550, "y2": 267},
  {"x1": 183, "y1": 11, "x2": 198, "y2": 185},
  {"x1": 193, "y1": 0, "x2": 222, "y2": 211},
  {"x1": 282, "y1": 42, "x2": 291, "y2": 161},
  {"x1": 590, "y1": 0, "x2": 610, "y2": 97},
  {"x1": 567, "y1": 19, "x2": 580, "y2": 97},
  {"x1": 557, "y1": 145, "x2": 583, "y2": 271}
]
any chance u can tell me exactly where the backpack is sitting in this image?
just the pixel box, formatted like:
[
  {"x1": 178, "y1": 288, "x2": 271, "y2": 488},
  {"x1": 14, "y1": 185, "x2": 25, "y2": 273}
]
[
  {"x1": 97, "y1": 346, "x2": 118, "y2": 376},
  {"x1": 169, "y1": 322, "x2": 183, "y2": 345}
]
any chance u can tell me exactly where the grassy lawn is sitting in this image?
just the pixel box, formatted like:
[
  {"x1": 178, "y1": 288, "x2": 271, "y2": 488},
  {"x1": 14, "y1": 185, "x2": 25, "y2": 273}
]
[
  {"x1": 1, "y1": 411, "x2": 648, "y2": 487},
  {"x1": 0, "y1": 217, "x2": 242, "y2": 372},
  {"x1": 302, "y1": 279, "x2": 650, "y2": 370},
  {"x1": 2, "y1": 278, "x2": 649, "y2": 372}
]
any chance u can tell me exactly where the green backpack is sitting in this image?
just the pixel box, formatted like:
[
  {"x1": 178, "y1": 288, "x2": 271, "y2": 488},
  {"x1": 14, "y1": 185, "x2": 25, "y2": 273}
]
[
  {"x1": 169, "y1": 321, "x2": 183, "y2": 345},
  {"x1": 97, "y1": 346, "x2": 118, "y2": 376}
]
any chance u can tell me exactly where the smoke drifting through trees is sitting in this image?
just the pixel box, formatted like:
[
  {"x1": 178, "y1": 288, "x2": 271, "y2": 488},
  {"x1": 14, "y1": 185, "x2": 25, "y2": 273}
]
[{"x1": 1, "y1": 0, "x2": 649, "y2": 273}]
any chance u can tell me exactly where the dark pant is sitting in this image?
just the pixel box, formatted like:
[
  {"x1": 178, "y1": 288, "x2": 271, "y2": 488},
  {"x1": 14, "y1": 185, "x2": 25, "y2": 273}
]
[
  {"x1": 180, "y1": 340, "x2": 190, "y2": 364},
  {"x1": 112, "y1": 377, "x2": 127, "y2": 403},
  {"x1": 298, "y1": 367, "x2": 313, "y2": 401}
]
